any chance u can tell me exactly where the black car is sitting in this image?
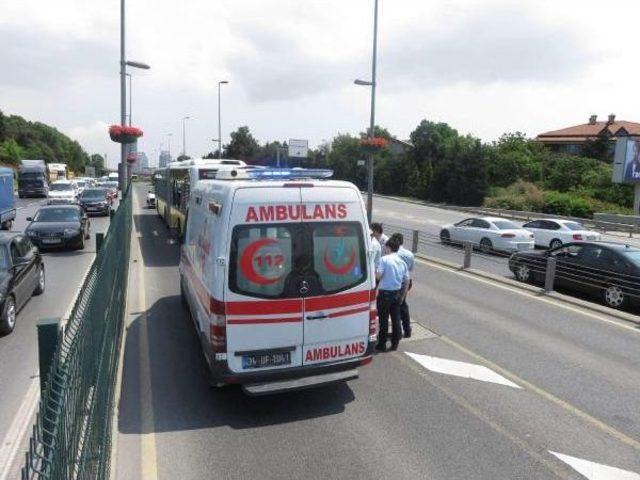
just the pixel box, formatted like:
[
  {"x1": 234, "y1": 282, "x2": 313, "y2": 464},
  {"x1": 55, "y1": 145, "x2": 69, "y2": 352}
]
[
  {"x1": 509, "y1": 241, "x2": 640, "y2": 309},
  {"x1": 0, "y1": 233, "x2": 45, "y2": 335},
  {"x1": 25, "y1": 205, "x2": 91, "y2": 250},
  {"x1": 78, "y1": 188, "x2": 111, "y2": 216}
]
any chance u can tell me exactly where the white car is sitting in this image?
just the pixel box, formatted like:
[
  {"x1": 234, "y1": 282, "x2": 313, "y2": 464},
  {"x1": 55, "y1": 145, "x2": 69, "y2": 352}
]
[
  {"x1": 522, "y1": 219, "x2": 602, "y2": 249},
  {"x1": 146, "y1": 190, "x2": 156, "y2": 208},
  {"x1": 440, "y1": 217, "x2": 535, "y2": 252},
  {"x1": 47, "y1": 181, "x2": 78, "y2": 205}
]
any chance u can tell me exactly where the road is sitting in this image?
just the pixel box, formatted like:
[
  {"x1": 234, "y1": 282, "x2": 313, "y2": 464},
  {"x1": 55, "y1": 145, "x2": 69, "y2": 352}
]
[
  {"x1": 0, "y1": 195, "x2": 114, "y2": 478},
  {"x1": 115, "y1": 184, "x2": 640, "y2": 479}
]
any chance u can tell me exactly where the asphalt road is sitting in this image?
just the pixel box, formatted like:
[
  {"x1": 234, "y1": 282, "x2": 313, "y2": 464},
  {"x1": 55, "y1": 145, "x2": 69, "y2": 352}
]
[
  {"x1": 0, "y1": 195, "x2": 115, "y2": 477},
  {"x1": 115, "y1": 184, "x2": 640, "y2": 479}
]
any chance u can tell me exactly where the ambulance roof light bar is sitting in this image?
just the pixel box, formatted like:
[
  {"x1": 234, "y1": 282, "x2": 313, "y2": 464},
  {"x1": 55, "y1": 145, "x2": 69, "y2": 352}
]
[{"x1": 216, "y1": 168, "x2": 334, "y2": 181}]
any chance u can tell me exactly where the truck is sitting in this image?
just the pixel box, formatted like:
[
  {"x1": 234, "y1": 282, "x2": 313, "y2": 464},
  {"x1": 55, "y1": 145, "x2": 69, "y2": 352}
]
[
  {"x1": 0, "y1": 167, "x2": 16, "y2": 230},
  {"x1": 47, "y1": 163, "x2": 68, "y2": 182},
  {"x1": 18, "y1": 159, "x2": 49, "y2": 198}
]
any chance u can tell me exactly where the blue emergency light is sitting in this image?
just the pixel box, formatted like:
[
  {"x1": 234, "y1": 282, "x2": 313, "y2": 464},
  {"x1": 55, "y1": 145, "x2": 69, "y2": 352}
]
[{"x1": 246, "y1": 168, "x2": 334, "y2": 180}]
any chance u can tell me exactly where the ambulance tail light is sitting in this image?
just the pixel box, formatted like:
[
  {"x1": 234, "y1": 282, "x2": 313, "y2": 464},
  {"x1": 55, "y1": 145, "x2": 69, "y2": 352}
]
[{"x1": 209, "y1": 314, "x2": 227, "y2": 354}]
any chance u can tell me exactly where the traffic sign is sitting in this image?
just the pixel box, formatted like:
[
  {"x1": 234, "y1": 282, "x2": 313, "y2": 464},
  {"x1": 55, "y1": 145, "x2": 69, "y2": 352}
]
[{"x1": 288, "y1": 139, "x2": 308, "y2": 158}]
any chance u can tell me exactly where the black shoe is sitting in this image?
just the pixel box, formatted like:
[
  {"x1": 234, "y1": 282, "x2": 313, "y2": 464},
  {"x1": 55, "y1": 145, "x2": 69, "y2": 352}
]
[
  {"x1": 375, "y1": 343, "x2": 387, "y2": 352},
  {"x1": 390, "y1": 343, "x2": 399, "y2": 351},
  {"x1": 403, "y1": 331, "x2": 412, "y2": 338}
]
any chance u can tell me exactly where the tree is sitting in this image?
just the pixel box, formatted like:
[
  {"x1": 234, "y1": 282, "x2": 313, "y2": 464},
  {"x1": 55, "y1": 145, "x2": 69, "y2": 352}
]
[
  {"x1": 486, "y1": 132, "x2": 543, "y2": 187},
  {"x1": 88, "y1": 154, "x2": 106, "y2": 176},
  {"x1": 0, "y1": 110, "x2": 6, "y2": 143},
  {"x1": 223, "y1": 126, "x2": 260, "y2": 161},
  {"x1": 327, "y1": 134, "x2": 363, "y2": 189},
  {"x1": 581, "y1": 130, "x2": 612, "y2": 162},
  {"x1": 0, "y1": 139, "x2": 22, "y2": 165},
  {"x1": 176, "y1": 154, "x2": 191, "y2": 161}
]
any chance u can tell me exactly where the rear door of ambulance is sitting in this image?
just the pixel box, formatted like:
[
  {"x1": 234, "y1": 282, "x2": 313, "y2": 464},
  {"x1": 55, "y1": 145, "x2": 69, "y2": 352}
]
[
  {"x1": 300, "y1": 186, "x2": 373, "y2": 366},
  {"x1": 224, "y1": 186, "x2": 304, "y2": 374}
]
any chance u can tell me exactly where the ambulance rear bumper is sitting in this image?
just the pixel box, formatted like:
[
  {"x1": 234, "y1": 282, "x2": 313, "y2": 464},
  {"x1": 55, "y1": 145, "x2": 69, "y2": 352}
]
[{"x1": 208, "y1": 341, "x2": 375, "y2": 391}]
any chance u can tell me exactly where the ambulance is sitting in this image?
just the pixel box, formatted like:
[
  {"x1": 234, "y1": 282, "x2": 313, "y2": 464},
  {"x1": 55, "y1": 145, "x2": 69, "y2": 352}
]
[{"x1": 179, "y1": 168, "x2": 376, "y2": 395}]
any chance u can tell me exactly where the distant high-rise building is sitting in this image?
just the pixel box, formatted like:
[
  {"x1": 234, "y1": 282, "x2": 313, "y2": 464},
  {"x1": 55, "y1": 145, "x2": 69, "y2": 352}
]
[{"x1": 158, "y1": 150, "x2": 171, "y2": 168}]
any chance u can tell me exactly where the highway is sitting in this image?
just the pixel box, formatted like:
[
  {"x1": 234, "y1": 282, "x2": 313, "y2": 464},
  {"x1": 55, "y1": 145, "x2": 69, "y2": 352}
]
[
  {"x1": 0, "y1": 195, "x2": 114, "y2": 478},
  {"x1": 115, "y1": 184, "x2": 640, "y2": 479}
]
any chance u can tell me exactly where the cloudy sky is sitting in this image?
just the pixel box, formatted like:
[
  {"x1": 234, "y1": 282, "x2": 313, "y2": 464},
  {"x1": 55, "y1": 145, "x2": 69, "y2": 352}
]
[{"x1": 1, "y1": 0, "x2": 639, "y2": 168}]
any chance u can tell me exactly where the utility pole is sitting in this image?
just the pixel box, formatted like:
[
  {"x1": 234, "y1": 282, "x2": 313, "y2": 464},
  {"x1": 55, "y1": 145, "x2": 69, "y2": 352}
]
[
  {"x1": 367, "y1": 0, "x2": 379, "y2": 225},
  {"x1": 119, "y1": 0, "x2": 126, "y2": 193}
]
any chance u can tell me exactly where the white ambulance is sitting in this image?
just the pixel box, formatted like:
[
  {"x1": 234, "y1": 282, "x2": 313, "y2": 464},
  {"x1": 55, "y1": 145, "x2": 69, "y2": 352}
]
[{"x1": 179, "y1": 168, "x2": 376, "y2": 395}]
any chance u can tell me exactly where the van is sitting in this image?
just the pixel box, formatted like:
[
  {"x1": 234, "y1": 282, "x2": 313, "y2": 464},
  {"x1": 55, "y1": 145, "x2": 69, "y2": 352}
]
[{"x1": 179, "y1": 168, "x2": 376, "y2": 395}]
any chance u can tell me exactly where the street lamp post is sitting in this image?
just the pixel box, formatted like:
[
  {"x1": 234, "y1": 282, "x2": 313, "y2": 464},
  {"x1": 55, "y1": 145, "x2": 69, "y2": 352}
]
[
  {"x1": 125, "y1": 73, "x2": 132, "y2": 126},
  {"x1": 354, "y1": 0, "x2": 379, "y2": 224},
  {"x1": 182, "y1": 116, "x2": 190, "y2": 158},
  {"x1": 218, "y1": 81, "x2": 229, "y2": 158},
  {"x1": 119, "y1": 0, "x2": 150, "y2": 192}
]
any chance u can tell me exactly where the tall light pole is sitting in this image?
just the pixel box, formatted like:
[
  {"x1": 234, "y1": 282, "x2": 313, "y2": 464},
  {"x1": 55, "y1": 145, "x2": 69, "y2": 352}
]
[
  {"x1": 354, "y1": 0, "x2": 379, "y2": 224},
  {"x1": 119, "y1": 0, "x2": 150, "y2": 192},
  {"x1": 125, "y1": 73, "x2": 132, "y2": 126},
  {"x1": 218, "y1": 80, "x2": 229, "y2": 158},
  {"x1": 182, "y1": 116, "x2": 190, "y2": 158}
]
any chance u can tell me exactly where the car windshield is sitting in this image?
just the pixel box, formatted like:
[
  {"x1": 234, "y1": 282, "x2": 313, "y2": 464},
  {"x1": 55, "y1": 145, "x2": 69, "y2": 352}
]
[
  {"x1": 621, "y1": 250, "x2": 640, "y2": 265},
  {"x1": 76, "y1": 181, "x2": 86, "y2": 188},
  {"x1": 492, "y1": 220, "x2": 518, "y2": 230},
  {"x1": 50, "y1": 183, "x2": 73, "y2": 192},
  {"x1": 563, "y1": 221, "x2": 585, "y2": 231},
  {"x1": 20, "y1": 172, "x2": 43, "y2": 180},
  {"x1": 81, "y1": 189, "x2": 107, "y2": 199},
  {"x1": 34, "y1": 208, "x2": 80, "y2": 222}
]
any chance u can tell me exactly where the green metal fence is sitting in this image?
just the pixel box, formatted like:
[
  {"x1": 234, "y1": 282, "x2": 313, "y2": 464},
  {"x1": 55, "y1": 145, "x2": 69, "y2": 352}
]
[{"x1": 22, "y1": 189, "x2": 132, "y2": 479}]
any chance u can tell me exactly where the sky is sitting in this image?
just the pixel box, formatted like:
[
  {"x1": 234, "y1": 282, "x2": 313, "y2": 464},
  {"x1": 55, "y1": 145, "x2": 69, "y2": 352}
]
[{"x1": 1, "y1": 0, "x2": 639, "y2": 169}]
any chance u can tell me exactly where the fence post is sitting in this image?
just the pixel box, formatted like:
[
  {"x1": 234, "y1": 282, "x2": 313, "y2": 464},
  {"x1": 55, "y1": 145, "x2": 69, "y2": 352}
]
[
  {"x1": 463, "y1": 242, "x2": 472, "y2": 269},
  {"x1": 96, "y1": 232, "x2": 104, "y2": 253},
  {"x1": 37, "y1": 318, "x2": 60, "y2": 393},
  {"x1": 544, "y1": 257, "x2": 557, "y2": 292},
  {"x1": 411, "y1": 230, "x2": 419, "y2": 254}
]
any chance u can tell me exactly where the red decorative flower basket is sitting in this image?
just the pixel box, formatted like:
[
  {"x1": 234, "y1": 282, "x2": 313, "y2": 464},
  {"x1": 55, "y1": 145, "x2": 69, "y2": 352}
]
[
  {"x1": 360, "y1": 137, "x2": 389, "y2": 154},
  {"x1": 109, "y1": 125, "x2": 144, "y2": 144}
]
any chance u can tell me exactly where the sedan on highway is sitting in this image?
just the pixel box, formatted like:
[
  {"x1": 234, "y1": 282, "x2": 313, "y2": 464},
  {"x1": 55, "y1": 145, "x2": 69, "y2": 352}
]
[
  {"x1": 78, "y1": 188, "x2": 111, "y2": 216},
  {"x1": 522, "y1": 219, "x2": 602, "y2": 249},
  {"x1": 47, "y1": 181, "x2": 78, "y2": 205},
  {"x1": 146, "y1": 189, "x2": 156, "y2": 208},
  {"x1": 509, "y1": 241, "x2": 640, "y2": 309},
  {"x1": 440, "y1": 217, "x2": 535, "y2": 253},
  {"x1": 0, "y1": 233, "x2": 45, "y2": 335},
  {"x1": 25, "y1": 205, "x2": 91, "y2": 250}
]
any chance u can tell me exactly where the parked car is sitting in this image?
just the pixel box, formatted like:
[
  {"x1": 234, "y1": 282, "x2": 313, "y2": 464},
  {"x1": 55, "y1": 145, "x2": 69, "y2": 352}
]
[
  {"x1": 440, "y1": 217, "x2": 535, "y2": 253},
  {"x1": 47, "y1": 181, "x2": 78, "y2": 205},
  {"x1": 509, "y1": 241, "x2": 640, "y2": 309},
  {"x1": 0, "y1": 233, "x2": 45, "y2": 335},
  {"x1": 146, "y1": 189, "x2": 156, "y2": 208},
  {"x1": 522, "y1": 219, "x2": 602, "y2": 249},
  {"x1": 25, "y1": 205, "x2": 91, "y2": 250},
  {"x1": 78, "y1": 188, "x2": 111, "y2": 216}
]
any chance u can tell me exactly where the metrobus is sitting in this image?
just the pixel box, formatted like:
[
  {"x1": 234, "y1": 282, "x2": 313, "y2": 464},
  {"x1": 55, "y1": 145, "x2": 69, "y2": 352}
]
[{"x1": 155, "y1": 158, "x2": 246, "y2": 237}]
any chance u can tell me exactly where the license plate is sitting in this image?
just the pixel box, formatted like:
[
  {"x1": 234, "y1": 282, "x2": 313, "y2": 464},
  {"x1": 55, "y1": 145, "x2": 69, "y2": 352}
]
[
  {"x1": 587, "y1": 235, "x2": 596, "y2": 240},
  {"x1": 242, "y1": 351, "x2": 291, "y2": 369},
  {"x1": 517, "y1": 243, "x2": 530, "y2": 249},
  {"x1": 87, "y1": 207, "x2": 98, "y2": 211},
  {"x1": 42, "y1": 238, "x2": 61, "y2": 244}
]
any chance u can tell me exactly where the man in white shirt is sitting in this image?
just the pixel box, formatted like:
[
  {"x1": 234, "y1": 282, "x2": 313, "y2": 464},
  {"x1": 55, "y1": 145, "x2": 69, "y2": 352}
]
[
  {"x1": 375, "y1": 235, "x2": 409, "y2": 351},
  {"x1": 389, "y1": 233, "x2": 415, "y2": 338},
  {"x1": 370, "y1": 230, "x2": 382, "y2": 272},
  {"x1": 371, "y1": 223, "x2": 388, "y2": 253}
]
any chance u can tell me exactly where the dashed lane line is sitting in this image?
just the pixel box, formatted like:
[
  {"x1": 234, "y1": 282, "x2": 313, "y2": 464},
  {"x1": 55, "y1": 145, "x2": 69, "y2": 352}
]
[
  {"x1": 405, "y1": 352, "x2": 521, "y2": 389},
  {"x1": 550, "y1": 451, "x2": 640, "y2": 480}
]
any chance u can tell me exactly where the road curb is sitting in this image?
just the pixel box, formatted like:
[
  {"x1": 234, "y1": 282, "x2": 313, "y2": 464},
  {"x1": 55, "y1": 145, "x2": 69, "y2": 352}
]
[{"x1": 415, "y1": 253, "x2": 640, "y2": 327}]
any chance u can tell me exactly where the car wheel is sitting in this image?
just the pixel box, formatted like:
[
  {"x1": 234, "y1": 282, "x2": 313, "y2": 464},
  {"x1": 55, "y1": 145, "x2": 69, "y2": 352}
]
[
  {"x1": 479, "y1": 237, "x2": 493, "y2": 253},
  {"x1": 603, "y1": 285, "x2": 627, "y2": 309},
  {"x1": 0, "y1": 296, "x2": 17, "y2": 335},
  {"x1": 549, "y1": 238, "x2": 563, "y2": 249},
  {"x1": 440, "y1": 229, "x2": 451, "y2": 244},
  {"x1": 515, "y1": 263, "x2": 531, "y2": 283},
  {"x1": 34, "y1": 265, "x2": 45, "y2": 295}
]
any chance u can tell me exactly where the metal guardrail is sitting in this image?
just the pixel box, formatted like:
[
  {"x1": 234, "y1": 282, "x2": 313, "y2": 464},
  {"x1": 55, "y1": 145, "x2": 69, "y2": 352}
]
[{"x1": 22, "y1": 188, "x2": 132, "y2": 480}]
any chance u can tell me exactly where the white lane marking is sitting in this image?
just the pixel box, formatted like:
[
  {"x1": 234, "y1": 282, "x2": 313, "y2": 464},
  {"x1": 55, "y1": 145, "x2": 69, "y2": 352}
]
[
  {"x1": 550, "y1": 451, "x2": 640, "y2": 480},
  {"x1": 405, "y1": 352, "x2": 521, "y2": 389},
  {"x1": 0, "y1": 379, "x2": 40, "y2": 480}
]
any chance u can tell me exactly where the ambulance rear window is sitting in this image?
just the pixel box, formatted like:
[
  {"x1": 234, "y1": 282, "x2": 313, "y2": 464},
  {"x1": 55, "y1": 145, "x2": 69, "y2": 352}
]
[
  {"x1": 230, "y1": 225, "x2": 294, "y2": 298},
  {"x1": 312, "y1": 223, "x2": 366, "y2": 294}
]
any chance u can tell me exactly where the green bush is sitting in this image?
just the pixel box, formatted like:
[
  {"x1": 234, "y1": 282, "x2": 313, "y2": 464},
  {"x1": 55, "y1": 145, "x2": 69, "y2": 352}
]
[{"x1": 484, "y1": 181, "x2": 544, "y2": 211}]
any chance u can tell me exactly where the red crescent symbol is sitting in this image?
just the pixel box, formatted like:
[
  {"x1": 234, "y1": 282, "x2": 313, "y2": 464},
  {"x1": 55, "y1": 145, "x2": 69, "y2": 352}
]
[
  {"x1": 240, "y1": 238, "x2": 285, "y2": 285},
  {"x1": 323, "y1": 247, "x2": 356, "y2": 275}
]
